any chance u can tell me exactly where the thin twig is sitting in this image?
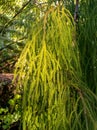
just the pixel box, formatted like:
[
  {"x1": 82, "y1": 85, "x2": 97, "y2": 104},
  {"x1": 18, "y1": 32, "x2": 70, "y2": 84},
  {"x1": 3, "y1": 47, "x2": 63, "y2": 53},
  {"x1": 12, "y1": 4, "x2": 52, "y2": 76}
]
[
  {"x1": 74, "y1": 0, "x2": 79, "y2": 22},
  {"x1": 0, "y1": 36, "x2": 26, "y2": 51}
]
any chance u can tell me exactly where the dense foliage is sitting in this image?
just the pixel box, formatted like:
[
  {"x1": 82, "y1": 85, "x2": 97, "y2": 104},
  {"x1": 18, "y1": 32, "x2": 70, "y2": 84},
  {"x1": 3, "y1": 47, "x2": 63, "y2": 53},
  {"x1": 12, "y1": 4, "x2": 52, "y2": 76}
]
[
  {"x1": 0, "y1": 0, "x2": 34, "y2": 72},
  {"x1": 0, "y1": 0, "x2": 97, "y2": 130}
]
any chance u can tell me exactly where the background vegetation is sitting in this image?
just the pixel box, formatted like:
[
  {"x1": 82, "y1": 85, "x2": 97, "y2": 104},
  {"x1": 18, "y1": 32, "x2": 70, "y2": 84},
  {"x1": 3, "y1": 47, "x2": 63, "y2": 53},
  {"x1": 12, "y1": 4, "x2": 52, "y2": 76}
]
[{"x1": 0, "y1": 0, "x2": 97, "y2": 130}]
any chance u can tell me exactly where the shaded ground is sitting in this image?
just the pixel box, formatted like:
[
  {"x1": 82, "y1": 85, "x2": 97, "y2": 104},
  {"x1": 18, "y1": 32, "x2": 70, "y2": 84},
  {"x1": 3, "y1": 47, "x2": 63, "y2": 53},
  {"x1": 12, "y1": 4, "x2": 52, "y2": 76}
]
[
  {"x1": 0, "y1": 73, "x2": 20, "y2": 130},
  {"x1": 0, "y1": 73, "x2": 14, "y2": 107}
]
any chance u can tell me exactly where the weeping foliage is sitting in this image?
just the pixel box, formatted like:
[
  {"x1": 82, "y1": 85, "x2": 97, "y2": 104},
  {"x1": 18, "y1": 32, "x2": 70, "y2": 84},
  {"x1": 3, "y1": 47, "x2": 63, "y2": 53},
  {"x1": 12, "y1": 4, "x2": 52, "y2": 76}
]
[{"x1": 14, "y1": 4, "x2": 97, "y2": 130}]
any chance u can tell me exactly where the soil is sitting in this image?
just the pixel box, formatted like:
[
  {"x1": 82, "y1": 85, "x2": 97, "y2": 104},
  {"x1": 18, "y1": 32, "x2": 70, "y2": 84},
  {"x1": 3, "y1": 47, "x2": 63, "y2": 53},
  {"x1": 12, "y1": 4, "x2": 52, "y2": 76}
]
[
  {"x1": 0, "y1": 73, "x2": 20, "y2": 130},
  {"x1": 0, "y1": 73, "x2": 15, "y2": 107}
]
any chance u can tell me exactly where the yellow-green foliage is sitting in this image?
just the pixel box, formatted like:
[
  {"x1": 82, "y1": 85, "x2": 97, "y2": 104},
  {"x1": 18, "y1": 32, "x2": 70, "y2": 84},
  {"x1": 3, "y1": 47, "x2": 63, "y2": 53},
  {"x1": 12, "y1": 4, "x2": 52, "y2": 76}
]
[{"x1": 14, "y1": 4, "x2": 97, "y2": 130}]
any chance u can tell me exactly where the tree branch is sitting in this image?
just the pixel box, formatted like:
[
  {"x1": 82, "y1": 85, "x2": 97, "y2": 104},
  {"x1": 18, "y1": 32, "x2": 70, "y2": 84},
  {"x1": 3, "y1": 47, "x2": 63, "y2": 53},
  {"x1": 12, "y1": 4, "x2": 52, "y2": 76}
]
[
  {"x1": 74, "y1": 0, "x2": 79, "y2": 22},
  {"x1": 1, "y1": 0, "x2": 32, "y2": 33}
]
